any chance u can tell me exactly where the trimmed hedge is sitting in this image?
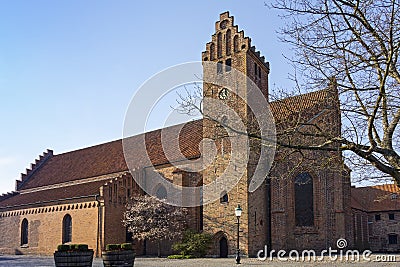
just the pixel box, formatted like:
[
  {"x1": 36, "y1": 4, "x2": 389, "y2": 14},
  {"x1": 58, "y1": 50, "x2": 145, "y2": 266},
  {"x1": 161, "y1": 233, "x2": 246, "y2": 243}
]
[
  {"x1": 106, "y1": 244, "x2": 120, "y2": 251},
  {"x1": 56, "y1": 244, "x2": 89, "y2": 252},
  {"x1": 121, "y1": 243, "x2": 133, "y2": 250},
  {"x1": 57, "y1": 244, "x2": 70, "y2": 252},
  {"x1": 74, "y1": 244, "x2": 89, "y2": 251},
  {"x1": 105, "y1": 243, "x2": 134, "y2": 251}
]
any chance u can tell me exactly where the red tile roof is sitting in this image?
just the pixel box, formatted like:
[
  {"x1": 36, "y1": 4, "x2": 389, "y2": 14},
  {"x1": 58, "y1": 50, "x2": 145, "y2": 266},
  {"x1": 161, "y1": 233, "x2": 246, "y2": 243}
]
[
  {"x1": 269, "y1": 89, "x2": 329, "y2": 122},
  {"x1": 351, "y1": 184, "x2": 400, "y2": 212},
  {"x1": 0, "y1": 179, "x2": 106, "y2": 209},
  {"x1": 0, "y1": 120, "x2": 203, "y2": 209},
  {"x1": 17, "y1": 120, "x2": 203, "y2": 190},
  {"x1": 351, "y1": 194, "x2": 367, "y2": 211}
]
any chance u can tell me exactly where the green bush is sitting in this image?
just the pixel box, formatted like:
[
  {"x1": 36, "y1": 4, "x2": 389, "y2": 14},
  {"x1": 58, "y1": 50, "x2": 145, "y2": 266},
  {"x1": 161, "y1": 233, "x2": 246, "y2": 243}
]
[
  {"x1": 167, "y1": 254, "x2": 194, "y2": 259},
  {"x1": 57, "y1": 244, "x2": 70, "y2": 252},
  {"x1": 57, "y1": 244, "x2": 89, "y2": 252},
  {"x1": 74, "y1": 244, "x2": 88, "y2": 251},
  {"x1": 106, "y1": 244, "x2": 121, "y2": 251},
  {"x1": 172, "y1": 230, "x2": 212, "y2": 258},
  {"x1": 120, "y1": 243, "x2": 133, "y2": 250}
]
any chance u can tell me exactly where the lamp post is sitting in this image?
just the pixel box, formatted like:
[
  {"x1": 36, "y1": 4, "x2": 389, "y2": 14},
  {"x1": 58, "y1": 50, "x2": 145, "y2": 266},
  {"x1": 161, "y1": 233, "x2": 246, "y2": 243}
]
[{"x1": 235, "y1": 204, "x2": 242, "y2": 264}]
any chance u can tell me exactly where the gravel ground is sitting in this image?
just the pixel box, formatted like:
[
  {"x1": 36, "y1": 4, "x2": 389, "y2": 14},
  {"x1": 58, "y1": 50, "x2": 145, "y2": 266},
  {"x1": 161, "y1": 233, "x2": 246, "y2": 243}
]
[{"x1": 0, "y1": 254, "x2": 398, "y2": 267}]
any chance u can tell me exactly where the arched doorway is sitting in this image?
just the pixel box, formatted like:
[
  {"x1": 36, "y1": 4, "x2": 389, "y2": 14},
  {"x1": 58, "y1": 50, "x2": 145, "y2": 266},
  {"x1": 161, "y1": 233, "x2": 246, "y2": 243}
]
[{"x1": 219, "y1": 236, "x2": 228, "y2": 258}]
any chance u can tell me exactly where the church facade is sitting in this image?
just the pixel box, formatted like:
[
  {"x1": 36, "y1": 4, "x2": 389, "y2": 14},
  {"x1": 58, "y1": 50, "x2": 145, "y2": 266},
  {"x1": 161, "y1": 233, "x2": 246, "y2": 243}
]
[{"x1": 0, "y1": 12, "x2": 359, "y2": 257}]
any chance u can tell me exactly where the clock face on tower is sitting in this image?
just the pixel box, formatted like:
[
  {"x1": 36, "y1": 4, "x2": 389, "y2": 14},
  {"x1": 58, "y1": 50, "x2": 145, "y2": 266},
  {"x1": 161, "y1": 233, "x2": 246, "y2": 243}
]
[{"x1": 218, "y1": 88, "x2": 229, "y2": 100}]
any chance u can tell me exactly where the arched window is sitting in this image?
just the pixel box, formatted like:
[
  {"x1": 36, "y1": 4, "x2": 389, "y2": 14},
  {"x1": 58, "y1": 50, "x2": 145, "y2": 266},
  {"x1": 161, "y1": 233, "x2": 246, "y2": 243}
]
[
  {"x1": 217, "y1": 32, "x2": 222, "y2": 58},
  {"x1": 294, "y1": 173, "x2": 314, "y2": 226},
  {"x1": 62, "y1": 214, "x2": 72, "y2": 244},
  {"x1": 21, "y1": 218, "x2": 28, "y2": 246},
  {"x1": 226, "y1": 29, "x2": 231, "y2": 56},
  {"x1": 220, "y1": 191, "x2": 228, "y2": 203},
  {"x1": 210, "y1": 43, "x2": 215, "y2": 61},
  {"x1": 156, "y1": 185, "x2": 167, "y2": 199},
  {"x1": 234, "y1": 35, "x2": 239, "y2": 52}
]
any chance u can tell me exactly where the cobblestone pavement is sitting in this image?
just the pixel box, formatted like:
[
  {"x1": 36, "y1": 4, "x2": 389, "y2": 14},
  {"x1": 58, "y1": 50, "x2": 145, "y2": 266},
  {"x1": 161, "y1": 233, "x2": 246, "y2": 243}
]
[{"x1": 0, "y1": 255, "x2": 399, "y2": 267}]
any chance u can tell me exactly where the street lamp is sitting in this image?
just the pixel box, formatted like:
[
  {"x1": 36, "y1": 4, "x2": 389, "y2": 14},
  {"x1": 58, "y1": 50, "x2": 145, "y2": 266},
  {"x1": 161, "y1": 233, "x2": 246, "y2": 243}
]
[{"x1": 235, "y1": 204, "x2": 242, "y2": 264}]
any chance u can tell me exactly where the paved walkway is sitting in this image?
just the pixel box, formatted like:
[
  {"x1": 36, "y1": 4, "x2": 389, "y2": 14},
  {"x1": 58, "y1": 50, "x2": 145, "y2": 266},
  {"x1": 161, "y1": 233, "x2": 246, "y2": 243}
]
[{"x1": 0, "y1": 255, "x2": 398, "y2": 266}]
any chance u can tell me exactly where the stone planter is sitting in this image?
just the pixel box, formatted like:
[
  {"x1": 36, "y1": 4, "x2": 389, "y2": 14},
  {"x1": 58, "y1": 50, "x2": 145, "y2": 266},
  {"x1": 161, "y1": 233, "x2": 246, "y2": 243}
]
[
  {"x1": 102, "y1": 250, "x2": 135, "y2": 267},
  {"x1": 54, "y1": 250, "x2": 94, "y2": 267}
]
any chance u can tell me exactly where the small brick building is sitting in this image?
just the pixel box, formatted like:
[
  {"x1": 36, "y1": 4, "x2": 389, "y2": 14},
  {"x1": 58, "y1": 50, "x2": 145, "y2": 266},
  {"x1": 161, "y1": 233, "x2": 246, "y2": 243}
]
[
  {"x1": 351, "y1": 184, "x2": 400, "y2": 252},
  {"x1": 0, "y1": 11, "x2": 388, "y2": 257}
]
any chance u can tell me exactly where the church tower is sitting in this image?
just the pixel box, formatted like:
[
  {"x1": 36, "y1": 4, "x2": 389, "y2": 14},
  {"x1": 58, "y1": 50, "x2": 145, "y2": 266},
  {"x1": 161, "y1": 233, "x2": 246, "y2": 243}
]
[{"x1": 201, "y1": 11, "x2": 271, "y2": 257}]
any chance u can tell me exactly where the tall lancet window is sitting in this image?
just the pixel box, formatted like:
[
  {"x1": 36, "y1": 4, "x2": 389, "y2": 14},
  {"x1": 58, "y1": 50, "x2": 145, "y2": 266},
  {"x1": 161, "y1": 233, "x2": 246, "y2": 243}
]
[
  {"x1": 210, "y1": 43, "x2": 215, "y2": 61},
  {"x1": 226, "y1": 29, "x2": 231, "y2": 56},
  {"x1": 62, "y1": 214, "x2": 72, "y2": 244},
  {"x1": 217, "y1": 32, "x2": 222, "y2": 58},
  {"x1": 294, "y1": 173, "x2": 314, "y2": 226},
  {"x1": 21, "y1": 218, "x2": 28, "y2": 246},
  {"x1": 234, "y1": 35, "x2": 239, "y2": 52}
]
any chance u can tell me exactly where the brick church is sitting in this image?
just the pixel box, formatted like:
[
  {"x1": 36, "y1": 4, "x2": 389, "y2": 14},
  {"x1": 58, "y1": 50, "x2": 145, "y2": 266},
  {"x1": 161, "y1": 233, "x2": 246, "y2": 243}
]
[{"x1": 0, "y1": 12, "x2": 398, "y2": 257}]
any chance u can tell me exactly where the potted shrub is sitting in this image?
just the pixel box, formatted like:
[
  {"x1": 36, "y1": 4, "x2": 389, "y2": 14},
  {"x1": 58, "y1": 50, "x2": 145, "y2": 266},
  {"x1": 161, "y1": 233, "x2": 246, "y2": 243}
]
[
  {"x1": 54, "y1": 244, "x2": 94, "y2": 267},
  {"x1": 102, "y1": 243, "x2": 135, "y2": 267}
]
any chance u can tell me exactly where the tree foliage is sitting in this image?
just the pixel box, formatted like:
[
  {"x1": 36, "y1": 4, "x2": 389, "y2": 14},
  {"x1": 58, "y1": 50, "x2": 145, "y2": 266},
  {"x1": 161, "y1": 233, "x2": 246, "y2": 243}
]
[
  {"x1": 172, "y1": 230, "x2": 212, "y2": 258},
  {"x1": 271, "y1": 0, "x2": 400, "y2": 185},
  {"x1": 123, "y1": 195, "x2": 188, "y2": 242}
]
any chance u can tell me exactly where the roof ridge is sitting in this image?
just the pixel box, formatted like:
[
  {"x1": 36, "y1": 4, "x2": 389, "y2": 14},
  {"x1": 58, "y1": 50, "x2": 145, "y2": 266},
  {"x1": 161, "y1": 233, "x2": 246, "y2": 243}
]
[
  {"x1": 54, "y1": 119, "x2": 203, "y2": 157},
  {"x1": 18, "y1": 171, "x2": 128, "y2": 195},
  {"x1": 354, "y1": 183, "x2": 398, "y2": 190},
  {"x1": 269, "y1": 89, "x2": 328, "y2": 105}
]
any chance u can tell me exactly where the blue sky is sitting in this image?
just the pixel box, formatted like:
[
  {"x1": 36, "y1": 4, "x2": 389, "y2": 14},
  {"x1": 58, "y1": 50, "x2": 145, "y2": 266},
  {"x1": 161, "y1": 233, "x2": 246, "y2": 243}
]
[{"x1": 0, "y1": 0, "x2": 295, "y2": 194}]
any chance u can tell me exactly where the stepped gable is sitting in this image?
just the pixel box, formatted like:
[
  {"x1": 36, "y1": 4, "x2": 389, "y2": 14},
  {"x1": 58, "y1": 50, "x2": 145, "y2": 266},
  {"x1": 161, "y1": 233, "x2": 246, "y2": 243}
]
[
  {"x1": 249, "y1": 45, "x2": 270, "y2": 70},
  {"x1": 202, "y1": 11, "x2": 269, "y2": 71},
  {"x1": 16, "y1": 120, "x2": 203, "y2": 190},
  {"x1": 15, "y1": 149, "x2": 53, "y2": 190},
  {"x1": 351, "y1": 184, "x2": 400, "y2": 212},
  {"x1": 16, "y1": 140, "x2": 126, "y2": 190}
]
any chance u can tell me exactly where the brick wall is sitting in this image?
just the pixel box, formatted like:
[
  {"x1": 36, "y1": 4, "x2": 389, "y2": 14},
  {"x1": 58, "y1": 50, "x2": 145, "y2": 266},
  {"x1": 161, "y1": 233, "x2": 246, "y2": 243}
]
[
  {"x1": 352, "y1": 208, "x2": 370, "y2": 250},
  {"x1": 100, "y1": 164, "x2": 202, "y2": 256},
  {"x1": 368, "y1": 211, "x2": 400, "y2": 252},
  {"x1": 0, "y1": 201, "x2": 99, "y2": 256},
  {"x1": 268, "y1": 92, "x2": 352, "y2": 252},
  {"x1": 247, "y1": 182, "x2": 268, "y2": 256}
]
